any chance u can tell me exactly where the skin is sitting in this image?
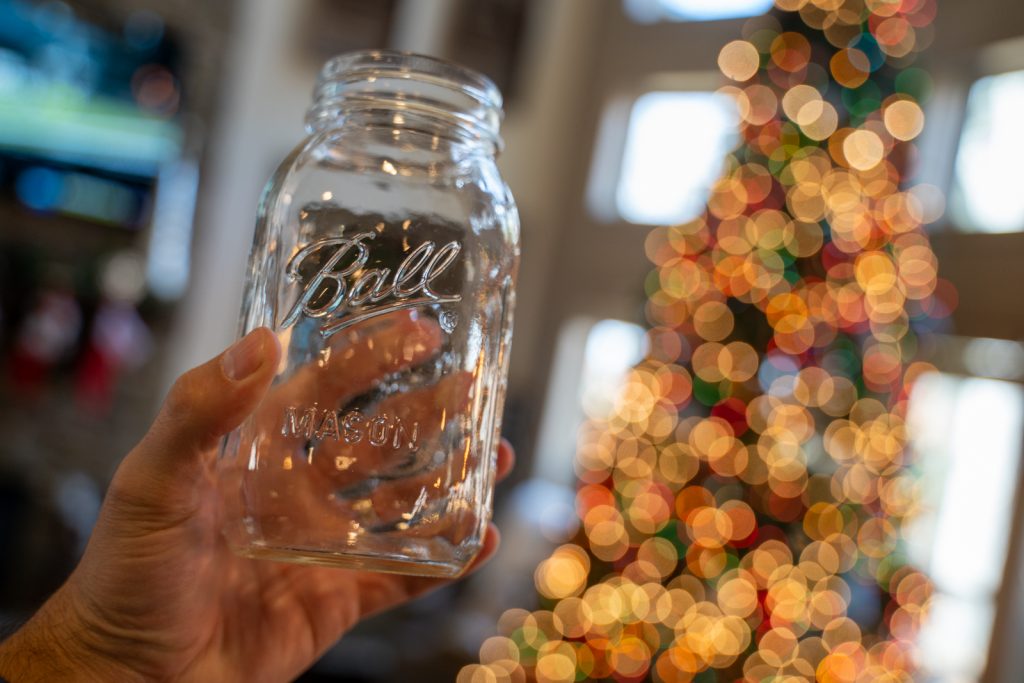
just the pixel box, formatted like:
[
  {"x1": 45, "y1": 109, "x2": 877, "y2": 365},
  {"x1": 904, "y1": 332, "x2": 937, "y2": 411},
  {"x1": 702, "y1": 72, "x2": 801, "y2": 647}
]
[{"x1": 0, "y1": 326, "x2": 513, "y2": 682}]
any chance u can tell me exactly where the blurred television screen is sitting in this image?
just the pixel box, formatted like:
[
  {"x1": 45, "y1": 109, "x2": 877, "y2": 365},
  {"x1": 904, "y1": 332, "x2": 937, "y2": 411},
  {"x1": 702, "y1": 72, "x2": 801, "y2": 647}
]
[{"x1": 0, "y1": 0, "x2": 184, "y2": 230}]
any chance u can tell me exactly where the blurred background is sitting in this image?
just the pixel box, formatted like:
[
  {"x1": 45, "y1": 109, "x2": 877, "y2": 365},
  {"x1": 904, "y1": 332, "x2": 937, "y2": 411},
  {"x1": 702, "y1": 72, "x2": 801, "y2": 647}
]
[{"x1": 1, "y1": 0, "x2": 1024, "y2": 680}]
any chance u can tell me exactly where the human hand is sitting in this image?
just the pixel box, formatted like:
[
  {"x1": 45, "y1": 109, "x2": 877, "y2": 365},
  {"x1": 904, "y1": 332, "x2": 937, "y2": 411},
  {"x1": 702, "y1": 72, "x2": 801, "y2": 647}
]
[
  {"x1": 221, "y1": 312, "x2": 485, "y2": 548},
  {"x1": 0, "y1": 326, "x2": 513, "y2": 682}
]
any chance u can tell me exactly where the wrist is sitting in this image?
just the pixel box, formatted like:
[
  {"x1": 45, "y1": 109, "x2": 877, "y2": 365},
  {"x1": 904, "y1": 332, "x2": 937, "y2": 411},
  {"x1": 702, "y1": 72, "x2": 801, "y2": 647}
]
[{"x1": 0, "y1": 586, "x2": 138, "y2": 683}]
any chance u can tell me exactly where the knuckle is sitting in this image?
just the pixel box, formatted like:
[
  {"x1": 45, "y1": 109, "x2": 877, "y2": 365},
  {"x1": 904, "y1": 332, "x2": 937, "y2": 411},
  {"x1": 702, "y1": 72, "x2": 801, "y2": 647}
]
[{"x1": 165, "y1": 369, "x2": 204, "y2": 418}]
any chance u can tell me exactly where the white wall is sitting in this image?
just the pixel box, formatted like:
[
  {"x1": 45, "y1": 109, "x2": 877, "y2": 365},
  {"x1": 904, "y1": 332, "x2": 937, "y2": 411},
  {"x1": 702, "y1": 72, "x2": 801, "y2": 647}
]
[{"x1": 165, "y1": 0, "x2": 315, "y2": 379}]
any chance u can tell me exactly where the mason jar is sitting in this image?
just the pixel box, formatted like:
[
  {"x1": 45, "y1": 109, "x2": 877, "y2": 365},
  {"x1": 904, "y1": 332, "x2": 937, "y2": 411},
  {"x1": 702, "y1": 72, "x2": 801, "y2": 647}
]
[{"x1": 217, "y1": 50, "x2": 519, "y2": 577}]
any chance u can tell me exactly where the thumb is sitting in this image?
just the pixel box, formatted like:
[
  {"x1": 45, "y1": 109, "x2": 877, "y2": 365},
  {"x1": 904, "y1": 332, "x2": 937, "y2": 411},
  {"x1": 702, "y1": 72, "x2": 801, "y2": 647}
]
[{"x1": 106, "y1": 327, "x2": 281, "y2": 514}]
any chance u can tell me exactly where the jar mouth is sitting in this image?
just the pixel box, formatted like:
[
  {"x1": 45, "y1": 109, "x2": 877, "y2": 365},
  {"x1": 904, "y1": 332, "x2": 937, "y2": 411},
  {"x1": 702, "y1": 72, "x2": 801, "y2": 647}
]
[{"x1": 306, "y1": 50, "x2": 504, "y2": 150}]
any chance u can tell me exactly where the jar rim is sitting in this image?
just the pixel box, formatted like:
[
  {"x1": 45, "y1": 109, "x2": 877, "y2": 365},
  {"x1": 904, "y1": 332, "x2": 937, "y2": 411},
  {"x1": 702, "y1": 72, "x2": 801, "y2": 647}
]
[
  {"x1": 307, "y1": 50, "x2": 504, "y2": 150},
  {"x1": 319, "y1": 50, "x2": 503, "y2": 112}
]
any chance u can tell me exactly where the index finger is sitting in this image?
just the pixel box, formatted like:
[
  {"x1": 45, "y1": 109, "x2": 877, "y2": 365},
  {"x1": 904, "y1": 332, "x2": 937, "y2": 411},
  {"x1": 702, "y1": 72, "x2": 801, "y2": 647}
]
[{"x1": 495, "y1": 438, "x2": 514, "y2": 483}]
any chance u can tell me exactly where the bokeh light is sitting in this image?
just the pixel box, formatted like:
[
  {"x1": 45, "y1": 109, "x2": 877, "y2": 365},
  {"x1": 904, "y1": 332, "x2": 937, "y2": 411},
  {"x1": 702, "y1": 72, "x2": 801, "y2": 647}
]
[{"x1": 466, "y1": 0, "x2": 944, "y2": 680}]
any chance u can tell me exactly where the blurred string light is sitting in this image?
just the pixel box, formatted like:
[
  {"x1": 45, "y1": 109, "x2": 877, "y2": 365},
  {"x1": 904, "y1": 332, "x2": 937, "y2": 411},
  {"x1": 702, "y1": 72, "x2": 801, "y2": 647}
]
[{"x1": 463, "y1": 0, "x2": 948, "y2": 681}]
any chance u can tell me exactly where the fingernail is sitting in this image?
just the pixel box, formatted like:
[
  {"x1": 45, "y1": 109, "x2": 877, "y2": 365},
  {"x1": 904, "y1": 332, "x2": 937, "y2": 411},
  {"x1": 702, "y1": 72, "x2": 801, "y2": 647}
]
[{"x1": 222, "y1": 330, "x2": 266, "y2": 381}]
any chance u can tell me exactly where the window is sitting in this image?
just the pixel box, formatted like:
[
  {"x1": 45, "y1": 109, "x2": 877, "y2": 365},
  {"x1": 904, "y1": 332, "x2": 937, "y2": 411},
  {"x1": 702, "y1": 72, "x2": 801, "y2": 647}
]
[
  {"x1": 624, "y1": 0, "x2": 775, "y2": 23},
  {"x1": 604, "y1": 91, "x2": 737, "y2": 226},
  {"x1": 950, "y1": 69, "x2": 1024, "y2": 233},
  {"x1": 579, "y1": 319, "x2": 648, "y2": 419},
  {"x1": 533, "y1": 318, "x2": 646, "y2": 484},
  {"x1": 907, "y1": 369, "x2": 1024, "y2": 680}
]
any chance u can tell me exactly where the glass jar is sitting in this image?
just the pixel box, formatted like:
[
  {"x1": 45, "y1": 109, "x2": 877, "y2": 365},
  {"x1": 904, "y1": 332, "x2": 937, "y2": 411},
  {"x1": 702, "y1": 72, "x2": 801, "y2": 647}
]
[{"x1": 217, "y1": 51, "x2": 519, "y2": 577}]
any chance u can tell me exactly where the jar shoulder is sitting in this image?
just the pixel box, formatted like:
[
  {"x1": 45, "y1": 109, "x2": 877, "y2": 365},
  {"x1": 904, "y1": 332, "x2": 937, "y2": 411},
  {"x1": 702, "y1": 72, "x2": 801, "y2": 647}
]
[
  {"x1": 260, "y1": 131, "x2": 518, "y2": 246},
  {"x1": 284, "y1": 131, "x2": 510, "y2": 189}
]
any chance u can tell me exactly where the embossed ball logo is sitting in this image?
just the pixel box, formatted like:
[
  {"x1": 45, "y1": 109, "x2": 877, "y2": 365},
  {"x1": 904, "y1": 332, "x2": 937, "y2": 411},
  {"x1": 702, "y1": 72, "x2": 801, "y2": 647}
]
[{"x1": 280, "y1": 232, "x2": 463, "y2": 337}]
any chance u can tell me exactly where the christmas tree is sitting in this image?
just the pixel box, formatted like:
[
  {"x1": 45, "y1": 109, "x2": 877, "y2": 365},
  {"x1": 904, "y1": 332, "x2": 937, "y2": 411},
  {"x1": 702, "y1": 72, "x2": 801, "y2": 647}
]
[{"x1": 464, "y1": 0, "x2": 945, "y2": 680}]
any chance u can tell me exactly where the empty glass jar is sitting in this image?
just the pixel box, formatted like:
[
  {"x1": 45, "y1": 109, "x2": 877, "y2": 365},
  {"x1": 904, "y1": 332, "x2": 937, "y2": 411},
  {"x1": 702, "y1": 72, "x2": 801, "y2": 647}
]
[{"x1": 217, "y1": 51, "x2": 519, "y2": 577}]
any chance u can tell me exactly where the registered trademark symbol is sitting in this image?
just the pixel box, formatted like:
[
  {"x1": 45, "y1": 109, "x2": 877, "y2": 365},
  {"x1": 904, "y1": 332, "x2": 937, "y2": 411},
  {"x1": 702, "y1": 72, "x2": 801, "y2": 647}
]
[{"x1": 439, "y1": 309, "x2": 459, "y2": 333}]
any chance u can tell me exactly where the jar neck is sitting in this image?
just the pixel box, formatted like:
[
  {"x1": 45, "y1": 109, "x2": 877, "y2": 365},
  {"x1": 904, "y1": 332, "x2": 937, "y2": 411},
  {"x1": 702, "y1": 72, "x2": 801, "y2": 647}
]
[{"x1": 305, "y1": 51, "x2": 504, "y2": 156}]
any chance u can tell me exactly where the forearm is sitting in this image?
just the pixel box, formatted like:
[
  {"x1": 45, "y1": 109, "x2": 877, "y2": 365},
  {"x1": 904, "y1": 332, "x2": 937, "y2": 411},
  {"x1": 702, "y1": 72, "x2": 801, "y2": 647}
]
[{"x1": 0, "y1": 589, "x2": 131, "y2": 683}]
